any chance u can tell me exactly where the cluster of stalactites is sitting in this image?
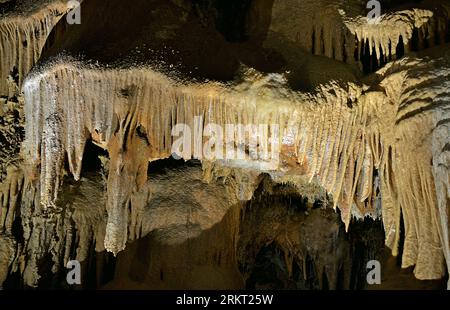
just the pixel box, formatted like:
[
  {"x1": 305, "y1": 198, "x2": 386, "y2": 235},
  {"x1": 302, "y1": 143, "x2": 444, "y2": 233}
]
[
  {"x1": 0, "y1": 163, "x2": 106, "y2": 288},
  {"x1": 21, "y1": 62, "x2": 378, "y2": 254},
  {"x1": 0, "y1": 0, "x2": 69, "y2": 96},
  {"x1": 342, "y1": 7, "x2": 448, "y2": 61}
]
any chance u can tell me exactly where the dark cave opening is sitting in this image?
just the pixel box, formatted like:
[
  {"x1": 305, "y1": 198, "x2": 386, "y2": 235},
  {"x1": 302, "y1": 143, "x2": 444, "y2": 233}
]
[
  {"x1": 411, "y1": 27, "x2": 424, "y2": 52},
  {"x1": 96, "y1": 252, "x2": 118, "y2": 287},
  {"x1": 2, "y1": 270, "x2": 21, "y2": 290},
  {"x1": 447, "y1": 20, "x2": 450, "y2": 42},
  {"x1": 312, "y1": 29, "x2": 316, "y2": 55},
  {"x1": 377, "y1": 0, "x2": 424, "y2": 9},
  {"x1": 353, "y1": 16, "x2": 450, "y2": 75}
]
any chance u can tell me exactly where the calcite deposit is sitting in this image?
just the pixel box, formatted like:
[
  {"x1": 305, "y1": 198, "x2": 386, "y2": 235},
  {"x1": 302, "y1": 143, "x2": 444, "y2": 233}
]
[{"x1": 0, "y1": 0, "x2": 449, "y2": 289}]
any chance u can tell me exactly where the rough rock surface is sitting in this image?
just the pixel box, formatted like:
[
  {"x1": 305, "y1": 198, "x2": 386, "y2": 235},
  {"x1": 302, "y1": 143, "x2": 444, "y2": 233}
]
[{"x1": 0, "y1": 0, "x2": 449, "y2": 289}]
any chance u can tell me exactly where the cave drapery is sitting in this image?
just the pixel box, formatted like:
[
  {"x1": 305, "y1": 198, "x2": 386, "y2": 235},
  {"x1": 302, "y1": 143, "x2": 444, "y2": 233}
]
[{"x1": 0, "y1": 0, "x2": 449, "y2": 289}]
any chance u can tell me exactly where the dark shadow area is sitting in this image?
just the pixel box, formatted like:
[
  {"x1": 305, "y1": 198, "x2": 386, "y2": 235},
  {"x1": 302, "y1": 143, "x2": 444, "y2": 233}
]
[{"x1": 41, "y1": 0, "x2": 280, "y2": 82}]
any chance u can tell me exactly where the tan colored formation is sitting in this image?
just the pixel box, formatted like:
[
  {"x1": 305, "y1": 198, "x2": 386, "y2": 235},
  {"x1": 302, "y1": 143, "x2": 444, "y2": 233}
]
[{"x1": 0, "y1": 0, "x2": 71, "y2": 96}]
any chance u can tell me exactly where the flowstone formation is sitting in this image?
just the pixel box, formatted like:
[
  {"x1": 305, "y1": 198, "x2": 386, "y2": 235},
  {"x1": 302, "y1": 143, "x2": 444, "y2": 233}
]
[
  {"x1": 0, "y1": 0, "x2": 449, "y2": 289},
  {"x1": 0, "y1": 0, "x2": 74, "y2": 96}
]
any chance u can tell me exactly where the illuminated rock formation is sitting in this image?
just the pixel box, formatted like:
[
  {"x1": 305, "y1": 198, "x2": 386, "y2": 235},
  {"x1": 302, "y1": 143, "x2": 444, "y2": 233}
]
[
  {"x1": 0, "y1": 0, "x2": 72, "y2": 96},
  {"x1": 0, "y1": 0, "x2": 449, "y2": 289}
]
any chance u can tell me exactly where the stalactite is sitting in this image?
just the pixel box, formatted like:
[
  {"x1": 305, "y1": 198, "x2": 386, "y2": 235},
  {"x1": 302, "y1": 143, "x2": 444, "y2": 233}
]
[
  {"x1": 0, "y1": 0, "x2": 69, "y2": 96},
  {"x1": 343, "y1": 4, "x2": 450, "y2": 67},
  {"x1": 265, "y1": 0, "x2": 358, "y2": 64},
  {"x1": 0, "y1": 164, "x2": 106, "y2": 287},
  {"x1": 20, "y1": 50, "x2": 450, "y2": 285},
  {"x1": 261, "y1": 0, "x2": 449, "y2": 75},
  {"x1": 0, "y1": 0, "x2": 444, "y2": 288},
  {"x1": 0, "y1": 165, "x2": 24, "y2": 233},
  {"x1": 22, "y1": 62, "x2": 297, "y2": 254}
]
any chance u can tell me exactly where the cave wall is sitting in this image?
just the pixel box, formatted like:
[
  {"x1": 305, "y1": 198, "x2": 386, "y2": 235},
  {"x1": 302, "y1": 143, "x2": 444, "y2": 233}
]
[{"x1": 0, "y1": 0, "x2": 449, "y2": 289}]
